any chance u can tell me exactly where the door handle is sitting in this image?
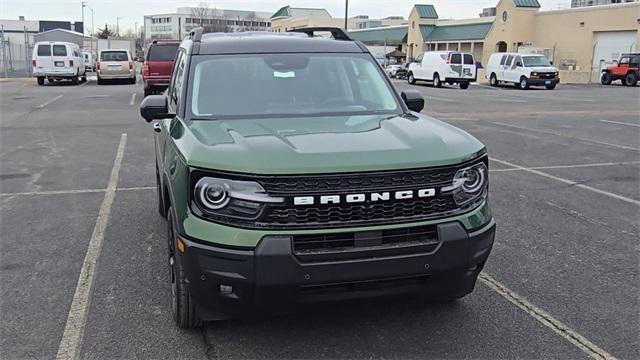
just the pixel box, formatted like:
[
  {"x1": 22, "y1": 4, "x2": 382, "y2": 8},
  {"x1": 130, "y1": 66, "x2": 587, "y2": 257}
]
[{"x1": 153, "y1": 122, "x2": 162, "y2": 133}]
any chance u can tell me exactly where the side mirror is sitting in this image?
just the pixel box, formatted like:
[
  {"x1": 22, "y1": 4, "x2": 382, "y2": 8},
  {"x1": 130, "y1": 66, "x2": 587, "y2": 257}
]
[
  {"x1": 516, "y1": 61, "x2": 523, "y2": 67},
  {"x1": 140, "y1": 95, "x2": 173, "y2": 122},
  {"x1": 401, "y1": 90, "x2": 425, "y2": 113}
]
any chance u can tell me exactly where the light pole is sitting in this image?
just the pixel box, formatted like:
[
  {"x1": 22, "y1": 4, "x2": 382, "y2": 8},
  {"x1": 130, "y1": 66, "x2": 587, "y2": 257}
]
[
  {"x1": 116, "y1": 17, "x2": 121, "y2": 37},
  {"x1": 81, "y1": 1, "x2": 86, "y2": 38},
  {"x1": 344, "y1": 0, "x2": 348, "y2": 30}
]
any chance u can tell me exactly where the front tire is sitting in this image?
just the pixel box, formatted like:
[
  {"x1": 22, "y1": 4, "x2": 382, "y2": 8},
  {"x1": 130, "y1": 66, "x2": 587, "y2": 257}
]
[
  {"x1": 600, "y1": 72, "x2": 612, "y2": 85},
  {"x1": 408, "y1": 72, "x2": 416, "y2": 85},
  {"x1": 519, "y1": 76, "x2": 529, "y2": 90},
  {"x1": 489, "y1": 73, "x2": 498, "y2": 87},
  {"x1": 624, "y1": 72, "x2": 638, "y2": 86},
  {"x1": 545, "y1": 84, "x2": 556, "y2": 90},
  {"x1": 37, "y1": 77, "x2": 45, "y2": 85},
  {"x1": 459, "y1": 82, "x2": 470, "y2": 90},
  {"x1": 433, "y1": 73, "x2": 442, "y2": 88},
  {"x1": 167, "y1": 207, "x2": 203, "y2": 329}
]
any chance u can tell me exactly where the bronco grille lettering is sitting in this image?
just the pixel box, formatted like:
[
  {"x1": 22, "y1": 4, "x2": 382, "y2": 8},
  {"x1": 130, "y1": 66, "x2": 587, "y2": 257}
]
[{"x1": 293, "y1": 188, "x2": 437, "y2": 206}]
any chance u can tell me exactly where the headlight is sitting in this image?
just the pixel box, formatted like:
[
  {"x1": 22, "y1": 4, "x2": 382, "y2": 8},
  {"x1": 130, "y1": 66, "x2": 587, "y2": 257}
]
[
  {"x1": 441, "y1": 162, "x2": 488, "y2": 206},
  {"x1": 193, "y1": 177, "x2": 283, "y2": 220},
  {"x1": 531, "y1": 72, "x2": 538, "y2": 76}
]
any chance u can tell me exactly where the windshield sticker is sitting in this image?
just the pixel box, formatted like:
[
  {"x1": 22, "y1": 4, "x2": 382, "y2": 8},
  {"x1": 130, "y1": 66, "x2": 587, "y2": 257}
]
[{"x1": 274, "y1": 71, "x2": 295, "y2": 78}]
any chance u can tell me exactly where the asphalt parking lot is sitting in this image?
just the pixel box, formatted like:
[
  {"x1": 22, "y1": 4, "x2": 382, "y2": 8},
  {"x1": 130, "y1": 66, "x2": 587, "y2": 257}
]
[{"x1": 1, "y1": 74, "x2": 638, "y2": 359}]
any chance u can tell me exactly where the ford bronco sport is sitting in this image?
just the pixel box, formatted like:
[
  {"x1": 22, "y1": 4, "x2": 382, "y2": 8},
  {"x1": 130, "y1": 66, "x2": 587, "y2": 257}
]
[
  {"x1": 601, "y1": 53, "x2": 639, "y2": 86},
  {"x1": 140, "y1": 28, "x2": 496, "y2": 328}
]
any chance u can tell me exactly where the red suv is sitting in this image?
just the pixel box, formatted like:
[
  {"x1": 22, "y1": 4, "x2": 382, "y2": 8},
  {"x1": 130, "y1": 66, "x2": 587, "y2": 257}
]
[
  {"x1": 601, "y1": 53, "x2": 639, "y2": 86},
  {"x1": 142, "y1": 40, "x2": 180, "y2": 96}
]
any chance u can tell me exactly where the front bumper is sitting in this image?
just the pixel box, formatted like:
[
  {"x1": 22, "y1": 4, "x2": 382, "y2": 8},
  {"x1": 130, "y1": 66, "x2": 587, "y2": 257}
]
[
  {"x1": 529, "y1": 77, "x2": 560, "y2": 86},
  {"x1": 445, "y1": 77, "x2": 477, "y2": 83},
  {"x1": 177, "y1": 219, "x2": 495, "y2": 320}
]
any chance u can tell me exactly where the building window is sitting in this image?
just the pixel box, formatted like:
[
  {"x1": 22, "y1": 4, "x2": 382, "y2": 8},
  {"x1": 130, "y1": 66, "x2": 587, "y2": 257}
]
[{"x1": 502, "y1": 11, "x2": 508, "y2": 22}]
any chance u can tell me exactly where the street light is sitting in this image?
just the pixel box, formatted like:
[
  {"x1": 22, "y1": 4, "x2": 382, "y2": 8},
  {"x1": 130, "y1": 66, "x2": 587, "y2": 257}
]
[
  {"x1": 81, "y1": 1, "x2": 86, "y2": 38},
  {"x1": 117, "y1": 17, "x2": 121, "y2": 37},
  {"x1": 344, "y1": 0, "x2": 348, "y2": 30}
]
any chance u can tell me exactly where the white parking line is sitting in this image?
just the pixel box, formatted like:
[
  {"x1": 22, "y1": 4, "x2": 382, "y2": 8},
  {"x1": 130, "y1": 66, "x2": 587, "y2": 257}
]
[
  {"x1": 490, "y1": 160, "x2": 640, "y2": 172},
  {"x1": 479, "y1": 273, "x2": 616, "y2": 360},
  {"x1": 0, "y1": 186, "x2": 154, "y2": 198},
  {"x1": 56, "y1": 133, "x2": 127, "y2": 360},
  {"x1": 37, "y1": 94, "x2": 63, "y2": 109},
  {"x1": 79, "y1": 80, "x2": 89, "y2": 87},
  {"x1": 492, "y1": 122, "x2": 639, "y2": 152},
  {"x1": 600, "y1": 120, "x2": 640, "y2": 128},
  {"x1": 491, "y1": 157, "x2": 640, "y2": 206},
  {"x1": 129, "y1": 93, "x2": 137, "y2": 106}
]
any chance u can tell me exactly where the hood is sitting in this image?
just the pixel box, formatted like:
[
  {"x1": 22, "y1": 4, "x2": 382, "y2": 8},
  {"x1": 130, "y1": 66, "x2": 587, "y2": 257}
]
[
  {"x1": 173, "y1": 114, "x2": 485, "y2": 174},
  {"x1": 529, "y1": 66, "x2": 558, "y2": 73}
]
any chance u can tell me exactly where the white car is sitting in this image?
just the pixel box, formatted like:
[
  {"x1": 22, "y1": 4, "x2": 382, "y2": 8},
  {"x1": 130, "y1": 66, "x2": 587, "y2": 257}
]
[
  {"x1": 97, "y1": 49, "x2": 136, "y2": 84},
  {"x1": 32, "y1": 41, "x2": 86, "y2": 85},
  {"x1": 408, "y1": 51, "x2": 476, "y2": 89},
  {"x1": 385, "y1": 64, "x2": 402, "y2": 78},
  {"x1": 485, "y1": 52, "x2": 559, "y2": 90},
  {"x1": 83, "y1": 51, "x2": 96, "y2": 72}
]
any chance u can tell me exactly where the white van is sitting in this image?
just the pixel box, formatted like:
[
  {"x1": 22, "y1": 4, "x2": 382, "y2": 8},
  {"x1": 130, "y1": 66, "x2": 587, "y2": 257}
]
[
  {"x1": 32, "y1": 41, "x2": 86, "y2": 85},
  {"x1": 407, "y1": 51, "x2": 477, "y2": 89},
  {"x1": 485, "y1": 52, "x2": 559, "y2": 90},
  {"x1": 97, "y1": 49, "x2": 136, "y2": 84},
  {"x1": 82, "y1": 51, "x2": 96, "y2": 72}
]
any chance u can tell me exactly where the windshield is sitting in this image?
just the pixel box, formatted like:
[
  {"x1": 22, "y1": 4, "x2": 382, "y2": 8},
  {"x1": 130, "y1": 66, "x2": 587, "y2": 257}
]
[
  {"x1": 523, "y1": 56, "x2": 551, "y2": 67},
  {"x1": 189, "y1": 53, "x2": 401, "y2": 119},
  {"x1": 101, "y1": 51, "x2": 128, "y2": 61},
  {"x1": 147, "y1": 44, "x2": 179, "y2": 61}
]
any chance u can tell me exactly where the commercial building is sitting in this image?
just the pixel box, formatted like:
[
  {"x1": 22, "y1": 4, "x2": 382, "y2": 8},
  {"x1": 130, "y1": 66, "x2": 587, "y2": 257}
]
[
  {"x1": 571, "y1": 0, "x2": 637, "y2": 8},
  {"x1": 143, "y1": 7, "x2": 272, "y2": 43},
  {"x1": 1, "y1": 17, "x2": 84, "y2": 75},
  {"x1": 269, "y1": 6, "x2": 406, "y2": 32},
  {"x1": 401, "y1": 0, "x2": 639, "y2": 82}
]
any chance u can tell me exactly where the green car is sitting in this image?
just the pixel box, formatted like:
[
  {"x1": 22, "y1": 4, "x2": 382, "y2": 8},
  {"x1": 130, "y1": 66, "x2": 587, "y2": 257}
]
[{"x1": 140, "y1": 28, "x2": 496, "y2": 328}]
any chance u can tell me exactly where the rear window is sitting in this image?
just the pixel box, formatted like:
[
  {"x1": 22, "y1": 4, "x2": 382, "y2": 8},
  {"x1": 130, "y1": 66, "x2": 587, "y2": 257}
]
[
  {"x1": 450, "y1": 53, "x2": 462, "y2": 64},
  {"x1": 101, "y1": 51, "x2": 128, "y2": 61},
  {"x1": 147, "y1": 44, "x2": 179, "y2": 61},
  {"x1": 463, "y1": 54, "x2": 474, "y2": 65},
  {"x1": 37, "y1": 45, "x2": 51, "y2": 56},
  {"x1": 53, "y1": 45, "x2": 67, "y2": 56}
]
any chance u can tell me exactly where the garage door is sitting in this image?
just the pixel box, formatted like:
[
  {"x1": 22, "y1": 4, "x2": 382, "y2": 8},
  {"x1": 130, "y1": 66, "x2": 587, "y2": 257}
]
[{"x1": 593, "y1": 31, "x2": 637, "y2": 70}]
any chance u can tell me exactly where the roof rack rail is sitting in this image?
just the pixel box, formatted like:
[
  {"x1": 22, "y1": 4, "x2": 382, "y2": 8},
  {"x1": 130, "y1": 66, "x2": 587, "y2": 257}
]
[
  {"x1": 188, "y1": 27, "x2": 204, "y2": 42},
  {"x1": 287, "y1": 27, "x2": 352, "y2": 41}
]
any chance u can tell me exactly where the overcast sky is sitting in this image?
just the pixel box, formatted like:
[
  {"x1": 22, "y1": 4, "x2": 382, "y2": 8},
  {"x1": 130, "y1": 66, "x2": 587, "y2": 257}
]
[{"x1": 2, "y1": 0, "x2": 569, "y2": 34}]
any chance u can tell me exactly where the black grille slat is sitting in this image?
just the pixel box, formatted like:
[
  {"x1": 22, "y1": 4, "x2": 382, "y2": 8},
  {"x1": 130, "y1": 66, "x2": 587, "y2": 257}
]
[{"x1": 292, "y1": 225, "x2": 439, "y2": 262}]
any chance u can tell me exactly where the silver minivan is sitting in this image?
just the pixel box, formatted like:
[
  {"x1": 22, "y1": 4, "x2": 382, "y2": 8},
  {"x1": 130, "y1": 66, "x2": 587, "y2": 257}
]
[{"x1": 97, "y1": 49, "x2": 136, "y2": 84}]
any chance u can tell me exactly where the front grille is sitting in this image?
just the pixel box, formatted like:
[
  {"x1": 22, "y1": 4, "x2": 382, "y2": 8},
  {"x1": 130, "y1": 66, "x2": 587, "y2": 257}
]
[
  {"x1": 190, "y1": 154, "x2": 487, "y2": 229},
  {"x1": 538, "y1": 73, "x2": 556, "y2": 79},
  {"x1": 292, "y1": 225, "x2": 439, "y2": 262},
  {"x1": 265, "y1": 197, "x2": 457, "y2": 227}
]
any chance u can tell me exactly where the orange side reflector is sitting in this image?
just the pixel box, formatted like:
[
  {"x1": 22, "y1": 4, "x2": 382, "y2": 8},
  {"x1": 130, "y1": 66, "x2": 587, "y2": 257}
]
[{"x1": 177, "y1": 239, "x2": 185, "y2": 253}]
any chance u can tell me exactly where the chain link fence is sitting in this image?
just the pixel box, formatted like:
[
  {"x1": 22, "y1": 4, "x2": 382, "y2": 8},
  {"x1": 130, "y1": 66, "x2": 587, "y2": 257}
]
[{"x1": 1, "y1": 32, "x2": 33, "y2": 78}]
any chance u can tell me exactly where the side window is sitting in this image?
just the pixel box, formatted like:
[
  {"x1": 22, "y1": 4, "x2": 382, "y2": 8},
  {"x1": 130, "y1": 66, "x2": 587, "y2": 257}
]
[
  {"x1": 52, "y1": 45, "x2": 67, "y2": 56},
  {"x1": 463, "y1": 54, "x2": 474, "y2": 65},
  {"x1": 450, "y1": 53, "x2": 462, "y2": 64},
  {"x1": 414, "y1": 53, "x2": 424, "y2": 63},
  {"x1": 168, "y1": 52, "x2": 185, "y2": 110},
  {"x1": 499, "y1": 55, "x2": 507, "y2": 65},
  {"x1": 37, "y1": 45, "x2": 51, "y2": 56},
  {"x1": 514, "y1": 56, "x2": 522, "y2": 67},
  {"x1": 619, "y1": 57, "x2": 630, "y2": 65},
  {"x1": 630, "y1": 56, "x2": 640, "y2": 67},
  {"x1": 505, "y1": 55, "x2": 514, "y2": 66}
]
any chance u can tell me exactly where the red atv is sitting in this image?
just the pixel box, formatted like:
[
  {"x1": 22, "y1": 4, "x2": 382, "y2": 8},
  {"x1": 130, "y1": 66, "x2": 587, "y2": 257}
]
[{"x1": 601, "y1": 53, "x2": 639, "y2": 86}]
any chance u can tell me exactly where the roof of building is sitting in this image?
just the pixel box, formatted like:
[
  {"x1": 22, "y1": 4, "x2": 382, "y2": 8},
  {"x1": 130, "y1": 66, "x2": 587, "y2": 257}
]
[
  {"x1": 271, "y1": 6, "x2": 331, "y2": 19},
  {"x1": 198, "y1": 32, "x2": 365, "y2": 54},
  {"x1": 422, "y1": 22, "x2": 493, "y2": 41},
  {"x1": 415, "y1": 5, "x2": 439, "y2": 19},
  {"x1": 419, "y1": 25, "x2": 435, "y2": 39},
  {"x1": 348, "y1": 26, "x2": 408, "y2": 45},
  {"x1": 513, "y1": 0, "x2": 541, "y2": 8},
  {"x1": 34, "y1": 28, "x2": 84, "y2": 37}
]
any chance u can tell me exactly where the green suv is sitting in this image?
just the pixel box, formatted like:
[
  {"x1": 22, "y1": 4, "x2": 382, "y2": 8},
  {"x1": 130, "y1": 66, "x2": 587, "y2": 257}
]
[{"x1": 140, "y1": 28, "x2": 496, "y2": 328}]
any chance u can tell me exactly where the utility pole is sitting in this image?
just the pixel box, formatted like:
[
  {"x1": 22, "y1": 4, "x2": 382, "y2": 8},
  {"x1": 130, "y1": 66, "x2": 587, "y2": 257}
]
[
  {"x1": 89, "y1": 7, "x2": 94, "y2": 53},
  {"x1": 81, "y1": 1, "x2": 86, "y2": 39},
  {"x1": 344, "y1": 0, "x2": 348, "y2": 30},
  {"x1": 116, "y1": 17, "x2": 121, "y2": 37},
  {"x1": 1, "y1": 24, "x2": 7, "y2": 78}
]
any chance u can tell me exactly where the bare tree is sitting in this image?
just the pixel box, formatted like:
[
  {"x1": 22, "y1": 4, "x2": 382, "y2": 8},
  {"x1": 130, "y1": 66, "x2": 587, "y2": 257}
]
[
  {"x1": 190, "y1": 2, "x2": 229, "y2": 33},
  {"x1": 242, "y1": 12, "x2": 261, "y2": 32}
]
